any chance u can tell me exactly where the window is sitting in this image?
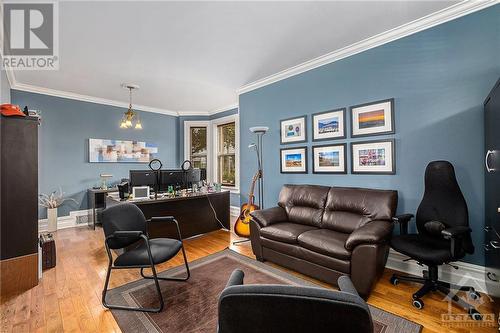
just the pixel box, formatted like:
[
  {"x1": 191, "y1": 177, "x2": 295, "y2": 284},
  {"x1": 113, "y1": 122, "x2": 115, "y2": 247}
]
[
  {"x1": 217, "y1": 122, "x2": 236, "y2": 186},
  {"x1": 184, "y1": 115, "x2": 239, "y2": 192},
  {"x1": 190, "y1": 127, "x2": 207, "y2": 169}
]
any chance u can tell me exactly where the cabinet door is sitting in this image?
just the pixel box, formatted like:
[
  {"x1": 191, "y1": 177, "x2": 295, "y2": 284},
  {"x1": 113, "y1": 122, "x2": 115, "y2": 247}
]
[
  {"x1": 485, "y1": 80, "x2": 500, "y2": 233},
  {"x1": 0, "y1": 117, "x2": 38, "y2": 260},
  {"x1": 485, "y1": 79, "x2": 500, "y2": 290}
]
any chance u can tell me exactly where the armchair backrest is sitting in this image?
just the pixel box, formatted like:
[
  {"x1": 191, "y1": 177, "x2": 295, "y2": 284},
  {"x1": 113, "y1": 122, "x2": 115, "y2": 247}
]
[
  {"x1": 321, "y1": 187, "x2": 398, "y2": 233},
  {"x1": 102, "y1": 203, "x2": 147, "y2": 249},
  {"x1": 218, "y1": 280, "x2": 373, "y2": 333},
  {"x1": 278, "y1": 184, "x2": 329, "y2": 227},
  {"x1": 416, "y1": 161, "x2": 473, "y2": 253}
]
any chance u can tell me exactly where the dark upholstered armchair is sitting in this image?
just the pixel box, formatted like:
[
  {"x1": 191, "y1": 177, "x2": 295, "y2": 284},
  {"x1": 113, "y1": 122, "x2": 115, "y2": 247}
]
[
  {"x1": 250, "y1": 185, "x2": 397, "y2": 297},
  {"x1": 218, "y1": 269, "x2": 373, "y2": 333}
]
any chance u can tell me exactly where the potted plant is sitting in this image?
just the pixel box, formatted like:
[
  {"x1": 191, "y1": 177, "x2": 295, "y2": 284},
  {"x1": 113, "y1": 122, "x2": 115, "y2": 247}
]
[{"x1": 38, "y1": 188, "x2": 78, "y2": 232}]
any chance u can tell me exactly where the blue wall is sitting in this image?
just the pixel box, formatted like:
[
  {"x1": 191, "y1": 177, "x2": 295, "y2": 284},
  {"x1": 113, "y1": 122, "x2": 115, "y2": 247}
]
[
  {"x1": 11, "y1": 90, "x2": 179, "y2": 218},
  {"x1": 239, "y1": 6, "x2": 500, "y2": 265},
  {"x1": 178, "y1": 108, "x2": 241, "y2": 207}
]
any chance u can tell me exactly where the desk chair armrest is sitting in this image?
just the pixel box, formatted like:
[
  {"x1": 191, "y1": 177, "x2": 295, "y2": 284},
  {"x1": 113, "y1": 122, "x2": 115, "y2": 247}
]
[
  {"x1": 225, "y1": 269, "x2": 245, "y2": 288},
  {"x1": 147, "y1": 216, "x2": 183, "y2": 241},
  {"x1": 148, "y1": 216, "x2": 175, "y2": 223},
  {"x1": 108, "y1": 230, "x2": 145, "y2": 239},
  {"x1": 392, "y1": 214, "x2": 414, "y2": 235},
  {"x1": 441, "y1": 226, "x2": 471, "y2": 239},
  {"x1": 442, "y1": 226, "x2": 471, "y2": 258}
]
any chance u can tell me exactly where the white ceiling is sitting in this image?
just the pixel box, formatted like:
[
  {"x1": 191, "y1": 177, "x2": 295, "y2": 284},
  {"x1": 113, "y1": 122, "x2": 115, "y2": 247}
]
[{"x1": 12, "y1": 1, "x2": 462, "y2": 114}]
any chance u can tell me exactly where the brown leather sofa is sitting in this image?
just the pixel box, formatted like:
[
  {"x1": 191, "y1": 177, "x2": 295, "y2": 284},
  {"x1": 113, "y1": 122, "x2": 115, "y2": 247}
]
[{"x1": 249, "y1": 184, "x2": 398, "y2": 298}]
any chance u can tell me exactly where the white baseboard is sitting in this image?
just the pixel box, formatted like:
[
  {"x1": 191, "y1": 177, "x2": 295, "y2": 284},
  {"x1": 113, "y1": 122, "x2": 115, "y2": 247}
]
[
  {"x1": 230, "y1": 205, "x2": 240, "y2": 217},
  {"x1": 38, "y1": 209, "x2": 91, "y2": 233},
  {"x1": 387, "y1": 249, "x2": 500, "y2": 297}
]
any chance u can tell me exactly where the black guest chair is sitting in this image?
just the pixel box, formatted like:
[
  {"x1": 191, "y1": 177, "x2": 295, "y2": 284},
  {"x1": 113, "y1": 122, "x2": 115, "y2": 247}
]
[
  {"x1": 101, "y1": 203, "x2": 190, "y2": 313},
  {"x1": 390, "y1": 161, "x2": 481, "y2": 320},
  {"x1": 218, "y1": 270, "x2": 373, "y2": 333}
]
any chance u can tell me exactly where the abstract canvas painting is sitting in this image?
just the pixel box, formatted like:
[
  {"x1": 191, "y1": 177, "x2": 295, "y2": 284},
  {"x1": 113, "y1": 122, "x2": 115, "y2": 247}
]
[{"x1": 89, "y1": 138, "x2": 158, "y2": 163}]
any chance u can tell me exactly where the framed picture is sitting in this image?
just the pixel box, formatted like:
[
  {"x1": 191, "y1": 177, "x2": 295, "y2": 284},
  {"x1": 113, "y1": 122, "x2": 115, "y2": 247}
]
[
  {"x1": 351, "y1": 139, "x2": 395, "y2": 174},
  {"x1": 312, "y1": 108, "x2": 346, "y2": 141},
  {"x1": 350, "y1": 98, "x2": 394, "y2": 138},
  {"x1": 280, "y1": 116, "x2": 307, "y2": 144},
  {"x1": 89, "y1": 138, "x2": 158, "y2": 163},
  {"x1": 280, "y1": 147, "x2": 308, "y2": 173},
  {"x1": 312, "y1": 144, "x2": 346, "y2": 174}
]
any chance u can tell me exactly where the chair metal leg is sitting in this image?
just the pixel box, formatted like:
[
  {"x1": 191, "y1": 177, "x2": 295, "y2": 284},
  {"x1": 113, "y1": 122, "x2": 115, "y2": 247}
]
[
  {"x1": 141, "y1": 244, "x2": 191, "y2": 282},
  {"x1": 101, "y1": 241, "x2": 164, "y2": 313},
  {"x1": 392, "y1": 273, "x2": 427, "y2": 284}
]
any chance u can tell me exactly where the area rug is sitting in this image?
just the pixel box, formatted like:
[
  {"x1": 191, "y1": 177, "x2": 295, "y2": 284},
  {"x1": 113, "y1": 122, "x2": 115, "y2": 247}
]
[{"x1": 108, "y1": 249, "x2": 422, "y2": 333}]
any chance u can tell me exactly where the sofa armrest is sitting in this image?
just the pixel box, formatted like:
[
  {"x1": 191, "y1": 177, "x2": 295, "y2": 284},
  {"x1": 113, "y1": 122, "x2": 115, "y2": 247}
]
[
  {"x1": 345, "y1": 221, "x2": 394, "y2": 251},
  {"x1": 250, "y1": 206, "x2": 287, "y2": 227}
]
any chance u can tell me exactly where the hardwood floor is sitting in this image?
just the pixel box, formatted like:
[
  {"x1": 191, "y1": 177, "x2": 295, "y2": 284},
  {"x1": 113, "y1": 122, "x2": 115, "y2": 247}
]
[{"x1": 1, "y1": 226, "x2": 498, "y2": 333}]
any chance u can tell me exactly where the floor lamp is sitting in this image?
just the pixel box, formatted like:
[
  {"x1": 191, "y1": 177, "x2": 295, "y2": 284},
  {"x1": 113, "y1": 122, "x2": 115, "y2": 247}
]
[
  {"x1": 232, "y1": 126, "x2": 268, "y2": 246},
  {"x1": 249, "y1": 126, "x2": 268, "y2": 209}
]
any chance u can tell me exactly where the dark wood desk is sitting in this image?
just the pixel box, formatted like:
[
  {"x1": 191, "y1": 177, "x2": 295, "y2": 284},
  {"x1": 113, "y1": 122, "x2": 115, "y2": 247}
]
[{"x1": 106, "y1": 191, "x2": 230, "y2": 239}]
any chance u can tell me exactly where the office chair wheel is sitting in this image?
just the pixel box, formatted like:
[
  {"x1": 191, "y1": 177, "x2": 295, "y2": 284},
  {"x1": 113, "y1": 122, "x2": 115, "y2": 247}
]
[
  {"x1": 468, "y1": 308, "x2": 482, "y2": 321},
  {"x1": 412, "y1": 298, "x2": 424, "y2": 310},
  {"x1": 468, "y1": 290, "x2": 481, "y2": 300},
  {"x1": 390, "y1": 276, "x2": 399, "y2": 286}
]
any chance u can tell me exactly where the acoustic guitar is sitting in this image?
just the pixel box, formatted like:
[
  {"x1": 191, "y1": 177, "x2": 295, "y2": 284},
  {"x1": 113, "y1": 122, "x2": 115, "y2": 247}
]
[{"x1": 234, "y1": 171, "x2": 261, "y2": 238}]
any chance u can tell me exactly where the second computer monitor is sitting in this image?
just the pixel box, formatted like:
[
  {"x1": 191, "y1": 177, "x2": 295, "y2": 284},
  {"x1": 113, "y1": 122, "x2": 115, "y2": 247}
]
[
  {"x1": 160, "y1": 170, "x2": 185, "y2": 190},
  {"x1": 129, "y1": 170, "x2": 157, "y2": 190}
]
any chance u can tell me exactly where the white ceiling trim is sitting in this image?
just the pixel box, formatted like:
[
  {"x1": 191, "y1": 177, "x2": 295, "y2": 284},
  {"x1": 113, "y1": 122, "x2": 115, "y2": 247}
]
[
  {"x1": 11, "y1": 80, "x2": 180, "y2": 116},
  {"x1": 9, "y1": 76, "x2": 239, "y2": 117},
  {"x1": 237, "y1": 0, "x2": 498, "y2": 95}
]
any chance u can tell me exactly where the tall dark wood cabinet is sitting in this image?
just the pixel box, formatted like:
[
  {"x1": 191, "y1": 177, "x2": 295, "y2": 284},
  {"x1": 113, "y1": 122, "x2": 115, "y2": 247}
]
[
  {"x1": 484, "y1": 78, "x2": 500, "y2": 294},
  {"x1": 0, "y1": 115, "x2": 39, "y2": 297}
]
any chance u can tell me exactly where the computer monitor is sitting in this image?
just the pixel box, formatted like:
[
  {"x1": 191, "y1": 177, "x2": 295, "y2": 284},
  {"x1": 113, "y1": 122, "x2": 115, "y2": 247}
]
[
  {"x1": 160, "y1": 170, "x2": 185, "y2": 191},
  {"x1": 129, "y1": 170, "x2": 157, "y2": 191},
  {"x1": 200, "y1": 168, "x2": 207, "y2": 182},
  {"x1": 186, "y1": 168, "x2": 201, "y2": 187}
]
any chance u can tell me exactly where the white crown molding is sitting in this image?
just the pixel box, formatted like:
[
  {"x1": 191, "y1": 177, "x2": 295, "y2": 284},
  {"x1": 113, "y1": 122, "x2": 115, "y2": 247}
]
[
  {"x1": 238, "y1": 0, "x2": 499, "y2": 95},
  {"x1": 10, "y1": 80, "x2": 237, "y2": 117},
  {"x1": 12, "y1": 81, "x2": 180, "y2": 116},
  {"x1": 208, "y1": 103, "x2": 239, "y2": 116}
]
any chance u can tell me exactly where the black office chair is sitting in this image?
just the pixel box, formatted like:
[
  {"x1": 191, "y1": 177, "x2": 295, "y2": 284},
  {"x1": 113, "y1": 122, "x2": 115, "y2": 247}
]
[
  {"x1": 101, "y1": 203, "x2": 190, "y2": 313},
  {"x1": 390, "y1": 161, "x2": 482, "y2": 320},
  {"x1": 218, "y1": 270, "x2": 373, "y2": 333}
]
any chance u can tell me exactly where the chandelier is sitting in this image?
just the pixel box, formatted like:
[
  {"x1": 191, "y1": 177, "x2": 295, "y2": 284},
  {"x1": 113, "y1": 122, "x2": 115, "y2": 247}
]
[{"x1": 120, "y1": 83, "x2": 142, "y2": 129}]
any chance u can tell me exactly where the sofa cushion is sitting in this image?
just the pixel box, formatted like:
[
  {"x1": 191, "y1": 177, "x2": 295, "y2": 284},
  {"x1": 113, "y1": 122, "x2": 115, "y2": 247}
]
[
  {"x1": 321, "y1": 187, "x2": 397, "y2": 233},
  {"x1": 278, "y1": 184, "x2": 330, "y2": 227},
  {"x1": 260, "y1": 237, "x2": 350, "y2": 273},
  {"x1": 297, "y1": 229, "x2": 351, "y2": 260},
  {"x1": 260, "y1": 223, "x2": 317, "y2": 244}
]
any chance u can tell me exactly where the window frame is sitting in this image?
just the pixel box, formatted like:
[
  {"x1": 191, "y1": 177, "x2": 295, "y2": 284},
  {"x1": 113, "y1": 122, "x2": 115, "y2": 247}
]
[
  {"x1": 184, "y1": 120, "x2": 211, "y2": 182},
  {"x1": 183, "y1": 115, "x2": 239, "y2": 193}
]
